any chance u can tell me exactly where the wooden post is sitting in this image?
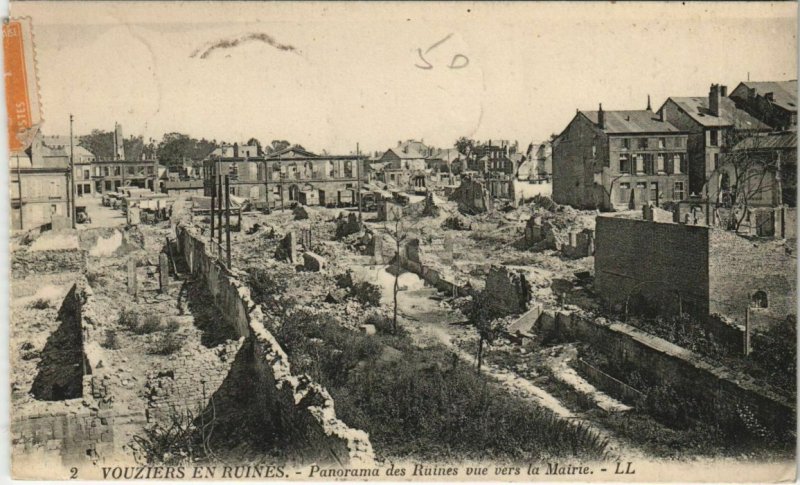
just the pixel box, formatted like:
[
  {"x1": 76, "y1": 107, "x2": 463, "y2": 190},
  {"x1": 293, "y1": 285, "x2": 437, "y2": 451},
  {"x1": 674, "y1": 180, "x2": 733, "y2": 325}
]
[
  {"x1": 210, "y1": 166, "x2": 215, "y2": 243},
  {"x1": 159, "y1": 253, "x2": 169, "y2": 293},
  {"x1": 225, "y1": 175, "x2": 232, "y2": 268},
  {"x1": 744, "y1": 306, "x2": 751, "y2": 356},
  {"x1": 127, "y1": 259, "x2": 138, "y2": 298},
  {"x1": 217, "y1": 174, "x2": 223, "y2": 254},
  {"x1": 357, "y1": 144, "x2": 362, "y2": 221}
]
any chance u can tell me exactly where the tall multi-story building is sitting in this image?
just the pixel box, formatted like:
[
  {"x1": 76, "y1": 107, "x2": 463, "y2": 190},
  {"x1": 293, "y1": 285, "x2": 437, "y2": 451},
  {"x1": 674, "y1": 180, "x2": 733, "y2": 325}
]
[
  {"x1": 658, "y1": 84, "x2": 770, "y2": 201},
  {"x1": 552, "y1": 104, "x2": 689, "y2": 210},
  {"x1": 88, "y1": 124, "x2": 160, "y2": 193},
  {"x1": 10, "y1": 129, "x2": 72, "y2": 231}
]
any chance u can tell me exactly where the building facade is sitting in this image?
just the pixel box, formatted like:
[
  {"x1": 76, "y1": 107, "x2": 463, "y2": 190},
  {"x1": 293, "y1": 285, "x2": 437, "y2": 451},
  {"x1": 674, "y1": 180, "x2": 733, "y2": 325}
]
[
  {"x1": 10, "y1": 131, "x2": 71, "y2": 231},
  {"x1": 203, "y1": 152, "x2": 364, "y2": 209},
  {"x1": 553, "y1": 105, "x2": 689, "y2": 210},
  {"x1": 659, "y1": 84, "x2": 770, "y2": 203}
]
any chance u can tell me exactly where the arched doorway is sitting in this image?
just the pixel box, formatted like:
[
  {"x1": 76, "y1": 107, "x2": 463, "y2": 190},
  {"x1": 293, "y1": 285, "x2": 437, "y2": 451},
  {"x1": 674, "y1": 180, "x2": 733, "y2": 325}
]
[{"x1": 288, "y1": 184, "x2": 299, "y2": 202}]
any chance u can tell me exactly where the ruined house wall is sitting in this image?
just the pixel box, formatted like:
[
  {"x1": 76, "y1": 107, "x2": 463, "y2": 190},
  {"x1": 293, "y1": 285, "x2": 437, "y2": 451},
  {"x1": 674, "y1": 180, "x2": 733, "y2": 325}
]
[
  {"x1": 176, "y1": 223, "x2": 374, "y2": 465},
  {"x1": 484, "y1": 266, "x2": 532, "y2": 316},
  {"x1": 12, "y1": 280, "x2": 118, "y2": 468},
  {"x1": 594, "y1": 216, "x2": 710, "y2": 319},
  {"x1": 537, "y1": 310, "x2": 794, "y2": 436},
  {"x1": 708, "y1": 229, "x2": 796, "y2": 328},
  {"x1": 12, "y1": 249, "x2": 87, "y2": 279}
]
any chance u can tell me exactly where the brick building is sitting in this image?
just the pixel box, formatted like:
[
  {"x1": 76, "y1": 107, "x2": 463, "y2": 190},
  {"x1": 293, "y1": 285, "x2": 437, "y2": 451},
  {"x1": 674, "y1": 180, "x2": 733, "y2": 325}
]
[
  {"x1": 595, "y1": 214, "x2": 796, "y2": 328},
  {"x1": 658, "y1": 84, "x2": 770, "y2": 203},
  {"x1": 552, "y1": 104, "x2": 689, "y2": 210},
  {"x1": 729, "y1": 80, "x2": 797, "y2": 131}
]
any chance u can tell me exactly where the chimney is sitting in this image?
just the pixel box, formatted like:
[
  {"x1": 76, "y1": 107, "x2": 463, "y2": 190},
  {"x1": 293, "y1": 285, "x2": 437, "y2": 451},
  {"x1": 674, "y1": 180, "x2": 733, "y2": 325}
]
[
  {"x1": 765, "y1": 92, "x2": 775, "y2": 102},
  {"x1": 709, "y1": 84, "x2": 721, "y2": 117},
  {"x1": 658, "y1": 108, "x2": 664, "y2": 122},
  {"x1": 598, "y1": 103, "x2": 605, "y2": 129},
  {"x1": 646, "y1": 94, "x2": 652, "y2": 111},
  {"x1": 720, "y1": 85, "x2": 728, "y2": 97},
  {"x1": 233, "y1": 142, "x2": 239, "y2": 158}
]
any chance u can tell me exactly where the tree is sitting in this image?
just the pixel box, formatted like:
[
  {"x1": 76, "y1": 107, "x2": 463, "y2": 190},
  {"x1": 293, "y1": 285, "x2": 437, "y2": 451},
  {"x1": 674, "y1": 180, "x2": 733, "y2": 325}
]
[
  {"x1": 246, "y1": 138, "x2": 263, "y2": 156},
  {"x1": 157, "y1": 133, "x2": 195, "y2": 167},
  {"x1": 267, "y1": 140, "x2": 291, "y2": 154},
  {"x1": 454, "y1": 137, "x2": 477, "y2": 162},
  {"x1": 79, "y1": 130, "x2": 114, "y2": 160},
  {"x1": 461, "y1": 291, "x2": 503, "y2": 370},
  {"x1": 381, "y1": 217, "x2": 417, "y2": 334},
  {"x1": 123, "y1": 135, "x2": 145, "y2": 161},
  {"x1": 714, "y1": 126, "x2": 782, "y2": 232}
]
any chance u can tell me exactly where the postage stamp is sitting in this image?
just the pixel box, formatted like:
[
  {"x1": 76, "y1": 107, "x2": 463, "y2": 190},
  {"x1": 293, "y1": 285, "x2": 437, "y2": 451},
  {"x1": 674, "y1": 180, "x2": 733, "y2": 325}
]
[
  {"x1": 3, "y1": 1, "x2": 797, "y2": 483},
  {"x1": 3, "y1": 17, "x2": 41, "y2": 153}
]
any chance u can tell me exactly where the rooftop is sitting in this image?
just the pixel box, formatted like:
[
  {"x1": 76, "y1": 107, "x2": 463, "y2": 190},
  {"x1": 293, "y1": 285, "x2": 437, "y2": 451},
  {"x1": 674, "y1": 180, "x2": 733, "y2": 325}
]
[
  {"x1": 581, "y1": 109, "x2": 682, "y2": 134},
  {"x1": 665, "y1": 96, "x2": 770, "y2": 129},
  {"x1": 734, "y1": 80, "x2": 798, "y2": 112}
]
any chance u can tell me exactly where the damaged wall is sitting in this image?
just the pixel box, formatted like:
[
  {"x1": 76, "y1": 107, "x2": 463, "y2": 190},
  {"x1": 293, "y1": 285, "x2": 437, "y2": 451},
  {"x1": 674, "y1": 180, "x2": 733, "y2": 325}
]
[
  {"x1": 449, "y1": 177, "x2": 494, "y2": 214},
  {"x1": 176, "y1": 223, "x2": 374, "y2": 465},
  {"x1": 537, "y1": 309, "x2": 795, "y2": 437},
  {"x1": 484, "y1": 265, "x2": 532, "y2": 316},
  {"x1": 12, "y1": 249, "x2": 87, "y2": 279}
]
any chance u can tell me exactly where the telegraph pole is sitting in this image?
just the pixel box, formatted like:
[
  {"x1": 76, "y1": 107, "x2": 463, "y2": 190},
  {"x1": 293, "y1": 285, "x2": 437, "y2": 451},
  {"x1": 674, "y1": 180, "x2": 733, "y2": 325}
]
[
  {"x1": 356, "y1": 142, "x2": 362, "y2": 221},
  {"x1": 264, "y1": 159, "x2": 270, "y2": 214},
  {"x1": 69, "y1": 114, "x2": 76, "y2": 228}
]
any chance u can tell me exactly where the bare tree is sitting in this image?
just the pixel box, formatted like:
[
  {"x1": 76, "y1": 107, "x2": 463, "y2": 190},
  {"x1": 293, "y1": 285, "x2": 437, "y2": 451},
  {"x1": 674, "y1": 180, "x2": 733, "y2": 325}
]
[
  {"x1": 713, "y1": 125, "x2": 780, "y2": 232},
  {"x1": 382, "y1": 214, "x2": 415, "y2": 333}
]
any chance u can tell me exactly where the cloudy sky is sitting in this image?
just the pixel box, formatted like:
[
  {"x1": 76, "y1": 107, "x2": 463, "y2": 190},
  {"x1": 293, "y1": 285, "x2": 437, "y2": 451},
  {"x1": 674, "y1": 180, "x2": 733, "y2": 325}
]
[{"x1": 10, "y1": 2, "x2": 797, "y2": 154}]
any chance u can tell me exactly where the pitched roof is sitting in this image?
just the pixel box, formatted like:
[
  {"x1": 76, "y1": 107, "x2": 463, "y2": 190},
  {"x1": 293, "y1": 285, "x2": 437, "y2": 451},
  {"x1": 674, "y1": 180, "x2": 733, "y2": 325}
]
[
  {"x1": 385, "y1": 146, "x2": 425, "y2": 159},
  {"x1": 426, "y1": 148, "x2": 462, "y2": 163},
  {"x1": 580, "y1": 109, "x2": 682, "y2": 134},
  {"x1": 734, "y1": 80, "x2": 797, "y2": 112},
  {"x1": 665, "y1": 97, "x2": 770, "y2": 129},
  {"x1": 732, "y1": 130, "x2": 797, "y2": 151},
  {"x1": 268, "y1": 146, "x2": 317, "y2": 158},
  {"x1": 397, "y1": 139, "x2": 429, "y2": 155}
]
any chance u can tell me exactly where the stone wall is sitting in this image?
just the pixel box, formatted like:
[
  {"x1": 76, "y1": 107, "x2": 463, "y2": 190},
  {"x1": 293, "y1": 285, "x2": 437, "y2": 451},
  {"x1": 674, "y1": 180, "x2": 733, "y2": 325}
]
[
  {"x1": 11, "y1": 249, "x2": 87, "y2": 279},
  {"x1": 708, "y1": 229, "x2": 796, "y2": 328},
  {"x1": 484, "y1": 265, "x2": 532, "y2": 317},
  {"x1": 537, "y1": 309, "x2": 795, "y2": 436},
  {"x1": 176, "y1": 222, "x2": 374, "y2": 465},
  {"x1": 595, "y1": 215, "x2": 710, "y2": 319},
  {"x1": 449, "y1": 176, "x2": 494, "y2": 214}
]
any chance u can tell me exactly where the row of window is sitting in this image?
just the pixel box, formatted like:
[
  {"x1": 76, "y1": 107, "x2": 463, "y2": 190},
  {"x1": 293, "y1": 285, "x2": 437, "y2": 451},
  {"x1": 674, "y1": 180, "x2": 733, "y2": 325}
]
[
  {"x1": 91, "y1": 165, "x2": 155, "y2": 178},
  {"x1": 617, "y1": 181, "x2": 685, "y2": 203},
  {"x1": 618, "y1": 153, "x2": 687, "y2": 175},
  {"x1": 617, "y1": 137, "x2": 685, "y2": 150}
]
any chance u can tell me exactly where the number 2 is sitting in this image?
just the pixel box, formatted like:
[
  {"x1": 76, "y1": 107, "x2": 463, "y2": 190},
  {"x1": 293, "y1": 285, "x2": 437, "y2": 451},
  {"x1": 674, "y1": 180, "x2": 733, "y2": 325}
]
[{"x1": 69, "y1": 467, "x2": 78, "y2": 479}]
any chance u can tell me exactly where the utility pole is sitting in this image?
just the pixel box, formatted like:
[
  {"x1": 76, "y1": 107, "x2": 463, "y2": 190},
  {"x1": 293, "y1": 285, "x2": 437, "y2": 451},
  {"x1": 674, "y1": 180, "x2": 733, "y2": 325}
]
[
  {"x1": 69, "y1": 114, "x2": 76, "y2": 228},
  {"x1": 225, "y1": 175, "x2": 231, "y2": 268},
  {"x1": 264, "y1": 159, "x2": 270, "y2": 214},
  {"x1": 356, "y1": 142, "x2": 362, "y2": 221},
  {"x1": 16, "y1": 154, "x2": 23, "y2": 230},
  {"x1": 217, "y1": 172, "x2": 223, "y2": 254},
  {"x1": 210, "y1": 162, "x2": 216, "y2": 243}
]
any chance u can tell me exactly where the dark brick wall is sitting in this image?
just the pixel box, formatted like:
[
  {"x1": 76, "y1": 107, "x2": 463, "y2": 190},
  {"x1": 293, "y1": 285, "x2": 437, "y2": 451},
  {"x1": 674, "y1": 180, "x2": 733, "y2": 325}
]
[
  {"x1": 594, "y1": 216, "x2": 710, "y2": 318},
  {"x1": 553, "y1": 115, "x2": 605, "y2": 209},
  {"x1": 708, "y1": 229, "x2": 796, "y2": 327}
]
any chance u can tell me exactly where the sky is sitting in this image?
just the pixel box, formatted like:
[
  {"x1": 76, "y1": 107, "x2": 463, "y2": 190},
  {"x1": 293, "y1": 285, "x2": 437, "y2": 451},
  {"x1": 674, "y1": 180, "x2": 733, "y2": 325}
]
[{"x1": 9, "y1": 1, "x2": 798, "y2": 155}]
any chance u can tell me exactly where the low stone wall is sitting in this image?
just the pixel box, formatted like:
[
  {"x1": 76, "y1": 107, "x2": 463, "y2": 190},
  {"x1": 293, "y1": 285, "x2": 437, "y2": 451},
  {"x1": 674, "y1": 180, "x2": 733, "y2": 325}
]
[
  {"x1": 176, "y1": 222, "x2": 374, "y2": 465},
  {"x1": 572, "y1": 358, "x2": 644, "y2": 405},
  {"x1": 11, "y1": 249, "x2": 87, "y2": 279},
  {"x1": 537, "y1": 309, "x2": 795, "y2": 436}
]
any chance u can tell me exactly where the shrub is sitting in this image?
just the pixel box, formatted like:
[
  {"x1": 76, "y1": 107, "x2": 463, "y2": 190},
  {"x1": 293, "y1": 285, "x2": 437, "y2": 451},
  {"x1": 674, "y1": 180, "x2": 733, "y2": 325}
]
[
  {"x1": 364, "y1": 312, "x2": 394, "y2": 335},
  {"x1": 134, "y1": 314, "x2": 162, "y2": 335},
  {"x1": 149, "y1": 323, "x2": 183, "y2": 355},
  {"x1": 350, "y1": 281, "x2": 381, "y2": 307},
  {"x1": 247, "y1": 267, "x2": 288, "y2": 312},
  {"x1": 28, "y1": 298, "x2": 51, "y2": 310},
  {"x1": 335, "y1": 271, "x2": 354, "y2": 289},
  {"x1": 118, "y1": 308, "x2": 140, "y2": 331},
  {"x1": 102, "y1": 329, "x2": 121, "y2": 349}
]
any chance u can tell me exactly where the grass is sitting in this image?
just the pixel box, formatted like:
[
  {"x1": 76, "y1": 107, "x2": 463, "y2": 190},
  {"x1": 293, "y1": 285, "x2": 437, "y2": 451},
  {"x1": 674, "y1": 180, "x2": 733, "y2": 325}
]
[
  {"x1": 149, "y1": 319, "x2": 184, "y2": 355},
  {"x1": 269, "y1": 307, "x2": 609, "y2": 461},
  {"x1": 102, "y1": 329, "x2": 121, "y2": 349}
]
